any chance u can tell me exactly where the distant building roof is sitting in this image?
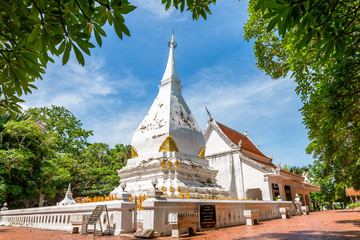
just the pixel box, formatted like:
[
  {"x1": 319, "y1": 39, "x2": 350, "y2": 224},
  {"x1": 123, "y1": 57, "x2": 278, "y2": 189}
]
[{"x1": 346, "y1": 188, "x2": 360, "y2": 196}]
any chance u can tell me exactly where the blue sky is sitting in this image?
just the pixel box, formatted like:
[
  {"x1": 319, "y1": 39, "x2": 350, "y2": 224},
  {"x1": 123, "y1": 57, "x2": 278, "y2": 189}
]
[{"x1": 22, "y1": 0, "x2": 313, "y2": 167}]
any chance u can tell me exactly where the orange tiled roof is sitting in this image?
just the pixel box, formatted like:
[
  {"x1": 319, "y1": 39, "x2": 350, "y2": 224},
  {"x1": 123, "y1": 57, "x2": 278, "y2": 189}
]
[
  {"x1": 346, "y1": 188, "x2": 360, "y2": 196},
  {"x1": 216, "y1": 121, "x2": 272, "y2": 162},
  {"x1": 302, "y1": 182, "x2": 320, "y2": 189}
]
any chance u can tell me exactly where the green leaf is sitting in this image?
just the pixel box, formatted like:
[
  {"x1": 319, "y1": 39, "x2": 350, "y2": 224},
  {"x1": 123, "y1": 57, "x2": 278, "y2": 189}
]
[
  {"x1": 74, "y1": 38, "x2": 91, "y2": 55},
  {"x1": 267, "y1": 15, "x2": 279, "y2": 32},
  {"x1": 28, "y1": 26, "x2": 41, "y2": 43},
  {"x1": 94, "y1": 30, "x2": 102, "y2": 47},
  {"x1": 116, "y1": 21, "x2": 130, "y2": 37},
  {"x1": 73, "y1": 44, "x2": 85, "y2": 66},
  {"x1": 113, "y1": 21, "x2": 123, "y2": 39},
  {"x1": 93, "y1": 23, "x2": 107, "y2": 37},
  {"x1": 57, "y1": 41, "x2": 66, "y2": 55},
  {"x1": 119, "y1": 5, "x2": 136, "y2": 14},
  {"x1": 62, "y1": 42, "x2": 71, "y2": 65}
]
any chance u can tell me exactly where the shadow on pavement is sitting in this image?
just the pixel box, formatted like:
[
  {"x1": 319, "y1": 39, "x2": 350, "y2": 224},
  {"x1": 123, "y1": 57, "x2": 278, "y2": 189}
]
[
  {"x1": 336, "y1": 219, "x2": 360, "y2": 226},
  {"x1": 237, "y1": 230, "x2": 360, "y2": 240},
  {"x1": 337, "y1": 210, "x2": 360, "y2": 213}
]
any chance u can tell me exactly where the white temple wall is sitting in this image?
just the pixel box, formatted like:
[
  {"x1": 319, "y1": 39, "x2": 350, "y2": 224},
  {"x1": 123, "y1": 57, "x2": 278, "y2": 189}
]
[
  {"x1": 205, "y1": 128, "x2": 233, "y2": 155},
  {"x1": 241, "y1": 160, "x2": 271, "y2": 201}
]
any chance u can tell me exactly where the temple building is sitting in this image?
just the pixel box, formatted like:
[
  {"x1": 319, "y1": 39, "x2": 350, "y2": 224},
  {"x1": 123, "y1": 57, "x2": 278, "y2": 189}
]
[
  {"x1": 112, "y1": 33, "x2": 319, "y2": 209},
  {"x1": 204, "y1": 118, "x2": 320, "y2": 209}
]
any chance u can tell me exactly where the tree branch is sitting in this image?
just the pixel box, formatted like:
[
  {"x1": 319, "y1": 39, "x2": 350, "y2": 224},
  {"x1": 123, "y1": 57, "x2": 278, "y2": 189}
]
[
  {"x1": 29, "y1": 0, "x2": 44, "y2": 25},
  {"x1": 55, "y1": 0, "x2": 68, "y2": 36}
]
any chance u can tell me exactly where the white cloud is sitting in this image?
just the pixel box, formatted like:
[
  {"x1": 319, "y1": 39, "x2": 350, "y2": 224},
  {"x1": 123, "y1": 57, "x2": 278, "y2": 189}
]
[
  {"x1": 21, "y1": 55, "x2": 146, "y2": 111},
  {"x1": 132, "y1": 0, "x2": 175, "y2": 19},
  {"x1": 184, "y1": 65, "x2": 296, "y2": 129},
  {"x1": 131, "y1": 0, "x2": 188, "y2": 22},
  {"x1": 20, "y1": 54, "x2": 148, "y2": 147},
  {"x1": 88, "y1": 107, "x2": 148, "y2": 146}
]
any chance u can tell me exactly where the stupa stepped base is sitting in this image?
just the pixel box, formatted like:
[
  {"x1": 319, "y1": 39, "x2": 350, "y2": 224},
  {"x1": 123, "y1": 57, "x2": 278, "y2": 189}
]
[{"x1": 111, "y1": 152, "x2": 229, "y2": 198}]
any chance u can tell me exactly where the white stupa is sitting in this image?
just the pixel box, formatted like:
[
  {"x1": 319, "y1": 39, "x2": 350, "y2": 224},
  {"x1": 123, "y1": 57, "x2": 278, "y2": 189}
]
[
  {"x1": 112, "y1": 33, "x2": 228, "y2": 198},
  {"x1": 58, "y1": 183, "x2": 77, "y2": 206}
]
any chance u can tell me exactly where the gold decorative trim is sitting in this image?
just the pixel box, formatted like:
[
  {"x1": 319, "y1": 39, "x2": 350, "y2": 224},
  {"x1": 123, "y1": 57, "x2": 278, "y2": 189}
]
[
  {"x1": 176, "y1": 186, "x2": 180, "y2": 192},
  {"x1": 131, "y1": 145, "x2": 139, "y2": 158},
  {"x1": 185, "y1": 190, "x2": 190, "y2": 198},
  {"x1": 169, "y1": 186, "x2": 173, "y2": 192},
  {"x1": 160, "y1": 161, "x2": 165, "y2": 172},
  {"x1": 158, "y1": 135, "x2": 179, "y2": 152},
  {"x1": 161, "y1": 186, "x2": 165, "y2": 192},
  {"x1": 174, "y1": 159, "x2": 179, "y2": 171},
  {"x1": 167, "y1": 161, "x2": 171, "y2": 171},
  {"x1": 198, "y1": 147, "x2": 206, "y2": 159}
]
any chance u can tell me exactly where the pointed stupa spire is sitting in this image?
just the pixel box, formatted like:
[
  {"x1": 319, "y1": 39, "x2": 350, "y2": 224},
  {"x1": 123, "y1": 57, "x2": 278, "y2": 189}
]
[{"x1": 161, "y1": 30, "x2": 180, "y2": 85}]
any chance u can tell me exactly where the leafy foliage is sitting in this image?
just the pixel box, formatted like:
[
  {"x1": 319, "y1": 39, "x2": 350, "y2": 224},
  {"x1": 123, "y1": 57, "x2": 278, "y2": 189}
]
[
  {"x1": 243, "y1": 0, "x2": 360, "y2": 189},
  {"x1": 161, "y1": 0, "x2": 216, "y2": 20},
  {"x1": 26, "y1": 106, "x2": 93, "y2": 153},
  {"x1": 0, "y1": 120, "x2": 57, "y2": 206},
  {"x1": 308, "y1": 159, "x2": 349, "y2": 208},
  {"x1": 348, "y1": 202, "x2": 360, "y2": 209},
  {"x1": 0, "y1": 0, "x2": 136, "y2": 115},
  {"x1": 53, "y1": 142, "x2": 128, "y2": 197}
]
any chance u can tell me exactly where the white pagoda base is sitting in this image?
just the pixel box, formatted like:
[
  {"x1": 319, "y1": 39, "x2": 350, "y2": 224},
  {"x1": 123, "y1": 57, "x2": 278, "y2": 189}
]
[{"x1": 111, "y1": 152, "x2": 229, "y2": 198}]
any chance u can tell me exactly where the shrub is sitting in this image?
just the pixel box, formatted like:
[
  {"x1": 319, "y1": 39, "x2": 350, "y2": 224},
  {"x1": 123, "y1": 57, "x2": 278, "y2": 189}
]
[{"x1": 348, "y1": 202, "x2": 360, "y2": 209}]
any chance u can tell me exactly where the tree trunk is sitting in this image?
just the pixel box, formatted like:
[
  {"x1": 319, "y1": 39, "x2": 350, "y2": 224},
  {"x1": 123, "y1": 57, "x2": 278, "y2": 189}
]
[{"x1": 38, "y1": 192, "x2": 45, "y2": 207}]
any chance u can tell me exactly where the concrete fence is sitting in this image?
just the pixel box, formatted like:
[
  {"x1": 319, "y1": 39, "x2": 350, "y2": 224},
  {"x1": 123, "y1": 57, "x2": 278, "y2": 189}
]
[
  {"x1": 0, "y1": 200, "x2": 136, "y2": 235},
  {"x1": 141, "y1": 198, "x2": 297, "y2": 237},
  {"x1": 0, "y1": 197, "x2": 297, "y2": 237}
]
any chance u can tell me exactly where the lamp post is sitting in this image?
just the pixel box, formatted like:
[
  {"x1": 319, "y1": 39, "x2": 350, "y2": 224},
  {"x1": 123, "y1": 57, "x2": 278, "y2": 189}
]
[
  {"x1": 121, "y1": 181, "x2": 127, "y2": 192},
  {"x1": 151, "y1": 178, "x2": 158, "y2": 190}
]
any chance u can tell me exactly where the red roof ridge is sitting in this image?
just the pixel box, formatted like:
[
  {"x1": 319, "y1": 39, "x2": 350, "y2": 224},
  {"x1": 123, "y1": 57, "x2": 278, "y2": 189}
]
[
  {"x1": 216, "y1": 121, "x2": 248, "y2": 138},
  {"x1": 215, "y1": 121, "x2": 271, "y2": 161}
]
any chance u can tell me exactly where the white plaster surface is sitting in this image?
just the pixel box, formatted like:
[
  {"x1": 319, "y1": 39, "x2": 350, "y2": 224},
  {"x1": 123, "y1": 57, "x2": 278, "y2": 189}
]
[{"x1": 131, "y1": 33, "x2": 204, "y2": 160}]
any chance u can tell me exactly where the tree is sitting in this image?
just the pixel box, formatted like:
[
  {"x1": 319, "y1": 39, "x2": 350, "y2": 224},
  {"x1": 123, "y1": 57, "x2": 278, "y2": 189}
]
[
  {"x1": 0, "y1": 120, "x2": 57, "y2": 208},
  {"x1": 0, "y1": 106, "x2": 131, "y2": 207},
  {"x1": 53, "y1": 142, "x2": 128, "y2": 197},
  {"x1": 26, "y1": 106, "x2": 130, "y2": 197},
  {"x1": 243, "y1": 0, "x2": 360, "y2": 189},
  {"x1": 0, "y1": 0, "x2": 136, "y2": 114},
  {"x1": 27, "y1": 105, "x2": 93, "y2": 154},
  {"x1": 308, "y1": 159, "x2": 349, "y2": 208}
]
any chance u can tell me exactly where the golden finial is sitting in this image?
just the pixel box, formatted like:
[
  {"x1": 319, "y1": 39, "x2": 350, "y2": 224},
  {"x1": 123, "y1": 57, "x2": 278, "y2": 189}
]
[{"x1": 168, "y1": 28, "x2": 177, "y2": 48}]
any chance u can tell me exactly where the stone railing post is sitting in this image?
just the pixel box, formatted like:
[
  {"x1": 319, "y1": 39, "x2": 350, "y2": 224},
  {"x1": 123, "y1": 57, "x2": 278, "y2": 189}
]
[
  {"x1": 113, "y1": 191, "x2": 136, "y2": 235},
  {"x1": 142, "y1": 189, "x2": 167, "y2": 237}
]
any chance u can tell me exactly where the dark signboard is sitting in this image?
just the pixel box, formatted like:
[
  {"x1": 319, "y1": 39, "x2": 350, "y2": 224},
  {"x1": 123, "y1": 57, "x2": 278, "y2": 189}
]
[
  {"x1": 87, "y1": 205, "x2": 105, "y2": 225},
  {"x1": 199, "y1": 204, "x2": 216, "y2": 230}
]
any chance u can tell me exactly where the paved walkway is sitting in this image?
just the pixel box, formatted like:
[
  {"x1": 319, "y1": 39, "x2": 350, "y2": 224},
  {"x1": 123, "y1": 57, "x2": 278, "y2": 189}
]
[{"x1": 1, "y1": 209, "x2": 359, "y2": 240}]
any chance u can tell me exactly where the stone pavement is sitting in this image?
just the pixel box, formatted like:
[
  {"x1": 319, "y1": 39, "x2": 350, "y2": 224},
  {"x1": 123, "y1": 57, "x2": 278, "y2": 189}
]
[{"x1": 0, "y1": 209, "x2": 359, "y2": 240}]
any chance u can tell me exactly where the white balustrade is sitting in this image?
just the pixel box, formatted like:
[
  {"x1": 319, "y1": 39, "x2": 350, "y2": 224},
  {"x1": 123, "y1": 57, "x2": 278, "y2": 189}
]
[{"x1": 0, "y1": 200, "x2": 135, "y2": 235}]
